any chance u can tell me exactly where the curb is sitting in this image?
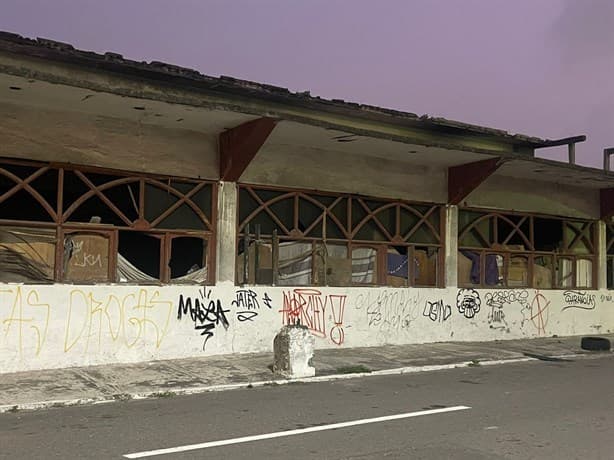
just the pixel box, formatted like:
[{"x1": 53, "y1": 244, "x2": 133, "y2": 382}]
[{"x1": 0, "y1": 352, "x2": 595, "y2": 414}]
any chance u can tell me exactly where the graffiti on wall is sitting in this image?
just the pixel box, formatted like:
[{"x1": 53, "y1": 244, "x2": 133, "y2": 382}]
[
  {"x1": 481, "y1": 289, "x2": 551, "y2": 335},
  {"x1": 1, "y1": 286, "x2": 174, "y2": 358},
  {"x1": 484, "y1": 290, "x2": 530, "y2": 331},
  {"x1": 529, "y1": 290, "x2": 550, "y2": 335},
  {"x1": 177, "y1": 288, "x2": 229, "y2": 350},
  {"x1": 562, "y1": 291, "x2": 596, "y2": 311},
  {"x1": 232, "y1": 289, "x2": 273, "y2": 322},
  {"x1": 65, "y1": 288, "x2": 173, "y2": 353},
  {"x1": 355, "y1": 289, "x2": 421, "y2": 332},
  {"x1": 280, "y1": 289, "x2": 346, "y2": 345},
  {"x1": 423, "y1": 300, "x2": 451, "y2": 323},
  {"x1": 1, "y1": 287, "x2": 50, "y2": 357},
  {"x1": 456, "y1": 289, "x2": 481, "y2": 319}
]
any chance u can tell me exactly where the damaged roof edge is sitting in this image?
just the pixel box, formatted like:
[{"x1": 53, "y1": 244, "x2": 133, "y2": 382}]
[{"x1": 0, "y1": 31, "x2": 585, "y2": 149}]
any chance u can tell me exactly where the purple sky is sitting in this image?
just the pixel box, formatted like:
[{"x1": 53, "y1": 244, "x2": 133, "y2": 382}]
[{"x1": 2, "y1": 0, "x2": 613, "y2": 167}]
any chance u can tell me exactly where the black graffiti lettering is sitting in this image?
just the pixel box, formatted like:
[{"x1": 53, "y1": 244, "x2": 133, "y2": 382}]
[
  {"x1": 562, "y1": 290, "x2": 596, "y2": 311},
  {"x1": 262, "y1": 292, "x2": 273, "y2": 309},
  {"x1": 423, "y1": 300, "x2": 451, "y2": 322},
  {"x1": 177, "y1": 289, "x2": 229, "y2": 350},
  {"x1": 236, "y1": 311, "x2": 259, "y2": 322},
  {"x1": 232, "y1": 289, "x2": 260, "y2": 310},
  {"x1": 195, "y1": 322, "x2": 215, "y2": 350}
]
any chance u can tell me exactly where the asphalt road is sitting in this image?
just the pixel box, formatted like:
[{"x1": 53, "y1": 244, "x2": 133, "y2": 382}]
[{"x1": 2, "y1": 354, "x2": 614, "y2": 459}]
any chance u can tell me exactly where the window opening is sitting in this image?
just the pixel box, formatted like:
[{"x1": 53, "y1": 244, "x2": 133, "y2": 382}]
[
  {"x1": 459, "y1": 209, "x2": 595, "y2": 289},
  {"x1": 0, "y1": 158, "x2": 214, "y2": 284},
  {"x1": 117, "y1": 231, "x2": 161, "y2": 283},
  {"x1": 169, "y1": 236, "x2": 207, "y2": 283},
  {"x1": 237, "y1": 185, "x2": 443, "y2": 287}
]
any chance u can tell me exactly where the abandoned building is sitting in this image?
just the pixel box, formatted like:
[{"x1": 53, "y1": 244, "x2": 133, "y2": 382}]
[{"x1": 1, "y1": 31, "x2": 614, "y2": 373}]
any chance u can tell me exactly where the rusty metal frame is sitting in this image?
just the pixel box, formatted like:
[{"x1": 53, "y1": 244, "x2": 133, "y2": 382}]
[
  {"x1": 236, "y1": 184, "x2": 445, "y2": 287},
  {"x1": 0, "y1": 158, "x2": 216, "y2": 284},
  {"x1": 458, "y1": 208, "x2": 598, "y2": 289},
  {"x1": 0, "y1": 165, "x2": 57, "y2": 221}
]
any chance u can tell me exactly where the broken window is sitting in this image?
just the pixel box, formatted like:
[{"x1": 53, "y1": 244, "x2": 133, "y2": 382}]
[
  {"x1": 117, "y1": 231, "x2": 161, "y2": 283},
  {"x1": 0, "y1": 158, "x2": 215, "y2": 284},
  {"x1": 169, "y1": 236, "x2": 208, "y2": 283},
  {"x1": 237, "y1": 185, "x2": 443, "y2": 287},
  {"x1": 0, "y1": 226, "x2": 56, "y2": 282},
  {"x1": 458, "y1": 210, "x2": 595, "y2": 289}
]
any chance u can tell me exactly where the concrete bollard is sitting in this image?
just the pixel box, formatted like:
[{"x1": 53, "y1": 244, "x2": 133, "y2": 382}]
[{"x1": 273, "y1": 324, "x2": 315, "y2": 379}]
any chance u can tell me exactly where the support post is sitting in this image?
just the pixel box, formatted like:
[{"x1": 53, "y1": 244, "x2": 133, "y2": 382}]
[
  {"x1": 215, "y1": 181, "x2": 238, "y2": 284},
  {"x1": 568, "y1": 143, "x2": 575, "y2": 165},
  {"x1": 604, "y1": 148, "x2": 614, "y2": 172},
  {"x1": 445, "y1": 205, "x2": 459, "y2": 288},
  {"x1": 597, "y1": 221, "x2": 607, "y2": 290}
]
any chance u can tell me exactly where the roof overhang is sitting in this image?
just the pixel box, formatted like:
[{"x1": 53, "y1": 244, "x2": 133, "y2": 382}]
[{"x1": 0, "y1": 31, "x2": 612, "y2": 217}]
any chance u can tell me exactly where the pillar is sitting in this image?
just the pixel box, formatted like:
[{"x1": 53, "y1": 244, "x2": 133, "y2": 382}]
[
  {"x1": 215, "y1": 181, "x2": 238, "y2": 284},
  {"x1": 597, "y1": 220, "x2": 607, "y2": 290},
  {"x1": 445, "y1": 205, "x2": 458, "y2": 288}
]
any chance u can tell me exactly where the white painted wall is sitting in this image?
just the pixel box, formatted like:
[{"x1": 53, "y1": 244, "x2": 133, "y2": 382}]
[{"x1": 1, "y1": 282, "x2": 612, "y2": 374}]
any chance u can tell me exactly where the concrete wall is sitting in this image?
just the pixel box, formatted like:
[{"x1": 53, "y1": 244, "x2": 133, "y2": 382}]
[
  {"x1": 2, "y1": 282, "x2": 612, "y2": 373},
  {"x1": 0, "y1": 101, "x2": 219, "y2": 180},
  {"x1": 466, "y1": 175, "x2": 600, "y2": 219}
]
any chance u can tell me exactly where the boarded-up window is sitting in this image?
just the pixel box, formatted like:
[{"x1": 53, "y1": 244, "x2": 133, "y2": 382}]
[{"x1": 63, "y1": 232, "x2": 110, "y2": 283}]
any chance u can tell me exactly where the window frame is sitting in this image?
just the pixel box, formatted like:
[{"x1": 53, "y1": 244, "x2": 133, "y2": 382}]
[
  {"x1": 458, "y1": 208, "x2": 597, "y2": 289},
  {"x1": 0, "y1": 157, "x2": 216, "y2": 284},
  {"x1": 236, "y1": 184, "x2": 445, "y2": 287}
]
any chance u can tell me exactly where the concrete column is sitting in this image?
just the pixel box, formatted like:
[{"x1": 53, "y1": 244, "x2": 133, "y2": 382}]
[
  {"x1": 445, "y1": 205, "x2": 459, "y2": 288},
  {"x1": 597, "y1": 220, "x2": 607, "y2": 289},
  {"x1": 215, "y1": 181, "x2": 238, "y2": 284}
]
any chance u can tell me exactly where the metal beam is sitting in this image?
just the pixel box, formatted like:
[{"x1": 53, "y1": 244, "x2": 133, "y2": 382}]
[
  {"x1": 600, "y1": 188, "x2": 614, "y2": 220},
  {"x1": 534, "y1": 135, "x2": 586, "y2": 149},
  {"x1": 219, "y1": 117, "x2": 276, "y2": 181},
  {"x1": 448, "y1": 158, "x2": 502, "y2": 205}
]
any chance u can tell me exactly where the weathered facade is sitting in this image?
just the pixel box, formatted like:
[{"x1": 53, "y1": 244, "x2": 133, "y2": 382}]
[{"x1": 1, "y1": 32, "x2": 614, "y2": 373}]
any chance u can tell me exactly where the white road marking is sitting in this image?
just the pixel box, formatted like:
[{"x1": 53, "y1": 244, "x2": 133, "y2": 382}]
[{"x1": 123, "y1": 405, "x2": 471, "y2": 458}]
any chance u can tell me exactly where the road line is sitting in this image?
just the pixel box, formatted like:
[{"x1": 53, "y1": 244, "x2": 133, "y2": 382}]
[{"x1": 123, "y1": 405, "x2": 470, "y2": 458}]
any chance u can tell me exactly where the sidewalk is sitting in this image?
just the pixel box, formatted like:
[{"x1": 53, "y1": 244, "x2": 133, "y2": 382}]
[{"x1": 1, "y1": 334, "x2": 612, "y2": 413}]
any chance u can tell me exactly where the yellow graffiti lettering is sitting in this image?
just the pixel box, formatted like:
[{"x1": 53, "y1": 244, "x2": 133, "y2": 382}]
[
  {"x1": 4, "y1": 288, "x2": 173, "y2": 356},
  {"x1": 2, "y1": 287, "x2": 50, "y2": 358},
  {"x1": 65, "y1": 290, "x2": 90, "y2": 353},
  {"x1": 25, "y1": 290, "x2": 50, "y2": 356}
]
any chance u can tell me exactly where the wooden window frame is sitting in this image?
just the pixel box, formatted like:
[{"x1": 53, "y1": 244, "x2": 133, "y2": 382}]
[
  {"x1": 459, "y1": 208, "x2": 597, "y2": 289},
  {"x1": 237, "y1": 184, "x2": 445, "y2": 287},
  {"x1": 0, "y1": 157, "x2": 216, "y2": 284}
]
